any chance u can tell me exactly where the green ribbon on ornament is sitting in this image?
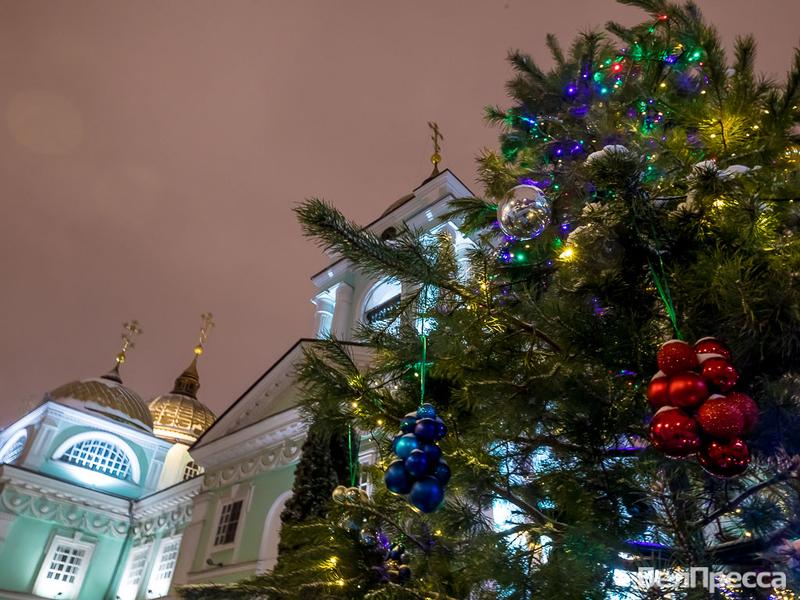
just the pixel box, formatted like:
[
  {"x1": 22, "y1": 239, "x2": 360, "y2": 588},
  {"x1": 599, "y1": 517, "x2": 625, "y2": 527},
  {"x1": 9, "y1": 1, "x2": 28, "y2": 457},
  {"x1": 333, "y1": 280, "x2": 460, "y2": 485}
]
[
  {"x1": 647, "y1": 255, "x2": 682, "y2": 340},
  {"x1": 347, "y1": 422, "x2": 357, "y2": 487}
]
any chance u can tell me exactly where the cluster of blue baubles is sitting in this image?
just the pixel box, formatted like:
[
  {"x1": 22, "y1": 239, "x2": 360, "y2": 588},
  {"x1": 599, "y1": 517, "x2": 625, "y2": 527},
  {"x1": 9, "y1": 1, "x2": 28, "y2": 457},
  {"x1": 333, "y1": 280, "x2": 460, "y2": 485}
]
[{"x1": 384, "y1": 402, "x2": 450, "y2": 513}]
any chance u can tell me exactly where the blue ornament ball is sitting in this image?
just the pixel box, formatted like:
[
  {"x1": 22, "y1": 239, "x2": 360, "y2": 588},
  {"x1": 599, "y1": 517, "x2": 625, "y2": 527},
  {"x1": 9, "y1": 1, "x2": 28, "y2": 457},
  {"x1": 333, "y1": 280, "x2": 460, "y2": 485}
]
[
  {"x1": 389, "y1": 544, "x2": 404, "y2": 560},
  {"x1": 384, "y1": 460, "x2": 413, "y2": 494},
  {"x1": 398, "y1": 565, "x2": 412, "y2": 582},
  {"x1": 433, "y1": 460, "x2": 451, "y2": 486},
  {"x1": 410, "y1": 477, "x2": 445, "y2": 513},
  {"x1": 394, "y1": 433, "x2": 420, "y2": 459},
  {"x1": 422, "y1": 443, "x2": 442, "y2": 465},
  {"x1": 400, "y1": 413, "x2": 417, "y2": 433},
  {"x1": 434, "y1": 417, "x2": 448, "y2": 440},
  {"x1": 417, "y1": 403, "x2": 436, "y2": 419},
  {"x1": 391, "y1": 431, "x2": 403, "y2": 454},
  {"x1": 404, "y1": 449, "x2": 429, "y2": 478},
  {"x1": 414, "y1": 418, "x2": 437, "y2": 442}
]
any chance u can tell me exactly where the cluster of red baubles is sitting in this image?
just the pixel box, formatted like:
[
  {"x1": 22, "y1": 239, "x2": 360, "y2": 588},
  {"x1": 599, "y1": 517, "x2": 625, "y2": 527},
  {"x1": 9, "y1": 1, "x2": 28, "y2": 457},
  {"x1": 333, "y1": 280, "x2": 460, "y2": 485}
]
[{"x1": 646, "y1": 338, "x2": 758, "y2": 477}]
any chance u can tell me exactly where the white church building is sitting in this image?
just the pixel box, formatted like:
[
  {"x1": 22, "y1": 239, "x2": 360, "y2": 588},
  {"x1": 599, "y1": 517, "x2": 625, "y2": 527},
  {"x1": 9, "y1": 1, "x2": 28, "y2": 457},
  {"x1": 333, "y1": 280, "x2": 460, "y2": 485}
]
[{"x1": 0, "y1": 166, "x2": 473, "y2": 599}]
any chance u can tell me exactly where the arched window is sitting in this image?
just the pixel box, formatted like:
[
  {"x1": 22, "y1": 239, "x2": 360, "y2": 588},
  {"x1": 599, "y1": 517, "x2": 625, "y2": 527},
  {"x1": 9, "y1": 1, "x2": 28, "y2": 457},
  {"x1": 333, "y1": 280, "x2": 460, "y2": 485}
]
[
  {"x1": 363, "y1": 279, "x2": 401, "y2": 327},
  {"x1": 256, "y1": 491, "x2": 292, "y2": 574},
  {"x1": 60, "y1": 438, "x2": 132, "y2": 481},
  {"x1": 183, "y1": 460, "x2": 202, "y2": 480},
  {"x1": 0, "y1": 430, "x2": 27, "y2": 464},
  {"x1": 52, "y1": 432, "x2": 141, "y2": 483}
]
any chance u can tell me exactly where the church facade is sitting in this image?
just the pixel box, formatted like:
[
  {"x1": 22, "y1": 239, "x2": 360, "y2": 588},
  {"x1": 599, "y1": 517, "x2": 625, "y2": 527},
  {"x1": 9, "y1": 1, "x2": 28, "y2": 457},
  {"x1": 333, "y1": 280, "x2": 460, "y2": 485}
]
[
  {"x1": 0, "y1": 167, "x2": 473, "y2": 599},
  {"x1": 0, "y1": 324, "x2": 217, "y2": 600},
  {"x1": 170, "y1": 169, "x2": 473, "y2": 590}
]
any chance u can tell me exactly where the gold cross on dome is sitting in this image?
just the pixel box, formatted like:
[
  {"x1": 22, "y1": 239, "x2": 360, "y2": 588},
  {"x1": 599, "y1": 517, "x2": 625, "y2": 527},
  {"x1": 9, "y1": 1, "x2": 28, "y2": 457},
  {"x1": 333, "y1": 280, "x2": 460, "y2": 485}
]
[
  {"x1": 116, "y1": 320, "x2": 142, "y2": 365},
  {"x1": 428, "y1": 121, "x2": 443, "y2": 173},
  {"x1": 194, "y1": 312, "x2": 215, "y2": 356}
]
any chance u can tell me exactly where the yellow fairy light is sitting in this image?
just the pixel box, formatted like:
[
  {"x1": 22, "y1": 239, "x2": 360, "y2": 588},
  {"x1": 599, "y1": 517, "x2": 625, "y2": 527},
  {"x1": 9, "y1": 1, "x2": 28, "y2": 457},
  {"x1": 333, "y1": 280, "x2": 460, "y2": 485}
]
[
  {"x1": 336, "y1": 579, "x2": 345, "y2": 586},
  {"x1": 350, "y1": 401, "x2": 359, "y2": 409},
  {"x1": 659, "y1": 82, "x2": 667, "y2": 88},
  {"x1": 377, "y1": 418, "x2": 384, "y2": 426},
  {"x1": 559, "y1": 247, "x2": 575, "y2": 260}
]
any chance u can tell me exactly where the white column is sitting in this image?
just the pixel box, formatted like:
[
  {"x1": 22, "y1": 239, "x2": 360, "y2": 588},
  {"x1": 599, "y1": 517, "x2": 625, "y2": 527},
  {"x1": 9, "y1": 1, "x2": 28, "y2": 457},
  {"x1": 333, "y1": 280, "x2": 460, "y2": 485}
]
[
  {"x1": 331, "y1": 283, "x2": 354, "y2": 340},
  {"x1": 171, "y1": 494, "x2": 211, "y2": 587},
  {"x1": 311, "y1": 291, "x2": 335, "y2": 338}
]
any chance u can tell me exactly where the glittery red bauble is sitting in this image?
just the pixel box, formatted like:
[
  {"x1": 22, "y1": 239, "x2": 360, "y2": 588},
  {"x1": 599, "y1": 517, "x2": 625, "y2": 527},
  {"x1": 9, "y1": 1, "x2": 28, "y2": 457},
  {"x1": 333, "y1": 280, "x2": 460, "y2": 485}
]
[
  {"x1": 657, "y1": 340, "x2": 699, "y2": 376},
  {"x1": 649, "y1": 407, "x2": 701, "y2": 457},
  {"x1": 647, "y1": 371, "x2": 670, "y2": 409},
  {"x1": 700, "y1": 355, "x2": 739, "y2": 392},
  {"x1": 667, "y1": 371, "x2": 709, "y2": 409},
  {"x1": 696, "y1": 395, "x2": 745, "y2": 439},
  {"x1": 726, "y1": 392, "x2": 759, "y2": 434},
  {"x1": 698, "y1": 438, "x2": 750, "y2": 477},
  {"x1": 693, "y1": 337, "x2": 731, "y2": 360}
]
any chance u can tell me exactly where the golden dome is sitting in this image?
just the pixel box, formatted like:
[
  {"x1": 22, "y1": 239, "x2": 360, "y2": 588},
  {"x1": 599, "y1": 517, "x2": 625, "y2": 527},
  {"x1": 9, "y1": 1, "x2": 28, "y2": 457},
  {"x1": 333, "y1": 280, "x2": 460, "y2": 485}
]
[
  {"x1": 49, "y1": 366, "x2": 154, "y2": 431},
  {"x1": 149, "y1": 358, "x2": 215, "y2": 444}
]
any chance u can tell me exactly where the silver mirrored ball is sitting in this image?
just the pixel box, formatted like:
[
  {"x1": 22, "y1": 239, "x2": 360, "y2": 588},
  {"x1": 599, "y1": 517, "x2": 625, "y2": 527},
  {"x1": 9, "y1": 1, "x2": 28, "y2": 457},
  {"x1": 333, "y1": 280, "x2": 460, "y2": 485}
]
[{"x1": 497, "y1": 184, "x2": 551, "y2": 240}]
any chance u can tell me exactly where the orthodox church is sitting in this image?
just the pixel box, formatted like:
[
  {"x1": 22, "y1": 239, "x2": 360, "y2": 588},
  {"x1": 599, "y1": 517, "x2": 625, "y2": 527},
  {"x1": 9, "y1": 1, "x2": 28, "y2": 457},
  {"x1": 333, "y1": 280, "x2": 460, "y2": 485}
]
[
  {"x1": 0, "y1": 320, "x2": 218, "y2": 600},
  {"x1": 0, "y1": 146, "x2": 473, "y2": 599}
]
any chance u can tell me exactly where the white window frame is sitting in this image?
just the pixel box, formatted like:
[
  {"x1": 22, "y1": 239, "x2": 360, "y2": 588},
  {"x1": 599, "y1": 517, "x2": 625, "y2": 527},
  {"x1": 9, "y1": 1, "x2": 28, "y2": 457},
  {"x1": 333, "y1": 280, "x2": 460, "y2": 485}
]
[
  {"x1": 361, "y1": 278, "x2": 402, "y2": 330},
  {"x1": 117, "y1": 543, "x2": 151, "y2": 600},
  {"x1": 52, "y1": 431, "x2": 141, "y2": 484},
  {"x1": 0, "y1": 429, "x2": 28, "y2": 464},
  {"x1": 33, "y1": 535, "x2": 95, "y2": 600},
  {"x1": 213, "y1": 499, "x2": 244, "y2": 547},
  {"x1": 182, "y1": 460, "x2": 202, "y2": 481},
  {"x1": 145, "y1": 535, "x2": 182, "y2": 599}
]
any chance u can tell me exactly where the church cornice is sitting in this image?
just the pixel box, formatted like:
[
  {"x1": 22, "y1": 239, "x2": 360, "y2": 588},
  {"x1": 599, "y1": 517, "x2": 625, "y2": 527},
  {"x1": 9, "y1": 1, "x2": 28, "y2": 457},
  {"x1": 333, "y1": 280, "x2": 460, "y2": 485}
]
[
  {"x1": 39, "y1": 401, "x2": 173, "y2": 453},
  {"x1": 0, "y1": 465, "x2": 130, "y2": 537},
  {"x1": 135, "y1": 477, "x2": 201, "y2": 519},
  {"x1": 193, "y1": 407, "x2": 308, "y2": 480}
]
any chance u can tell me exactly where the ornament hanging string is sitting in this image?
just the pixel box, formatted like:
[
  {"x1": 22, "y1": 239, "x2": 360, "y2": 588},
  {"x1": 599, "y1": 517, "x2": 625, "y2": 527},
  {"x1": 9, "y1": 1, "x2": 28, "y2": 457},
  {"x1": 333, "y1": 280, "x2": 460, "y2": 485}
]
[
  {"x1": 631, "y1": 198, "x2": 682, "y2": 340},
  {"x1": 347, "y1": 422, "x2": 357, "y2": 487},
  {"x1": 647, "y1": 254, "x2": 682, "y2": 340},
  {"x1": 419, "y1": 330, "x2": 427, "y2": 406}
]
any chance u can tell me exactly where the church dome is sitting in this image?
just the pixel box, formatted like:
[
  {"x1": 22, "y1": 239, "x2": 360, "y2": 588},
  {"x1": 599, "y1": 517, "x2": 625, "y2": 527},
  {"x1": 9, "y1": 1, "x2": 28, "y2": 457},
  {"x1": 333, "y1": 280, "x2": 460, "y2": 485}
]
[
  {"x1": 48, "y1": 366, "x2": 154, "y2": 432},
  {"x1": 149, "y1": 358, "x2": 215, "y2": 444}
]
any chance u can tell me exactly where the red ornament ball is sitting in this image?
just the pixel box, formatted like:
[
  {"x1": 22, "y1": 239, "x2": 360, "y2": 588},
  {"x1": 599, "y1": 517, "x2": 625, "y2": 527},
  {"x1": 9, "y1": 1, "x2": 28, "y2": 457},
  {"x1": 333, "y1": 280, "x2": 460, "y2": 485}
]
[
  {"x1": 657, "y1": 340, "x2": 699, "y2": 376},
  {"x1": 696, "y1": 395, "x2": 745, "y2": 439},
  {"x1": 693, "y1": 337, "x2": 731, "y2": 360},
  {"x1": 700, "y1": 355, "x2": 739, "y2": 392},
  {"x1": 726, "y1": 392, "x2": 759, "y2": 434},
  {"x1": 698, "y1": 438, "x2": 750, "y2": 477},
  {"x1": 646, "y1": 371, "x2": 670, "y2": 409},
  {"x1": 667, "y1": 371, "x2": 709, "y2": 409},
  {"x1": 649, "y1": 407, "x2": 701, "y2": 457}
]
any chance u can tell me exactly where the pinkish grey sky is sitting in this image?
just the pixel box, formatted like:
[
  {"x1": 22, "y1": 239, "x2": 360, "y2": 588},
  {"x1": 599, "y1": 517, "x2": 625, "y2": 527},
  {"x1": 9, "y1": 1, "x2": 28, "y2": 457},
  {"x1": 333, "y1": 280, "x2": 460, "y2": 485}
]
[{"x1": 1, "y1": 1, "x2": 799, "y2": 425}]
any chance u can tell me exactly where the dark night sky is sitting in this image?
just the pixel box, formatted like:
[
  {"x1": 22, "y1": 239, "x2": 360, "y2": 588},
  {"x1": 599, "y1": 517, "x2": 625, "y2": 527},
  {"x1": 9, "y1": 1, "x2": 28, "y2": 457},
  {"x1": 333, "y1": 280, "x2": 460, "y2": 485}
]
[{"x1": 1, "y1": 1, "x2": 799, "y2": 425}]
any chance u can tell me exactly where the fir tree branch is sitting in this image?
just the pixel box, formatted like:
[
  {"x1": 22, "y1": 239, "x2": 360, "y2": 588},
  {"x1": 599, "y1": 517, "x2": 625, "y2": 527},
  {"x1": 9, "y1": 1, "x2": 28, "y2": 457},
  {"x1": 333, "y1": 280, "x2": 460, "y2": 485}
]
[
  {"x1": 488, "y1": 482, "x2": 567, "y2": 532},
  {"x1": 692, "y1": 459, "x2": 799, "y2": 530}
]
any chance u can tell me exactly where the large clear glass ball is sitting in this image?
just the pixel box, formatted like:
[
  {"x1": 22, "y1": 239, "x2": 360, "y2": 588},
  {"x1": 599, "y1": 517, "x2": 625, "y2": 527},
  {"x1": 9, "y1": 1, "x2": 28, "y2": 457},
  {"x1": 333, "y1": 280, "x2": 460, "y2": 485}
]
[{"x1": 497, "y1": 185, "x2": 551, "y2": 240}]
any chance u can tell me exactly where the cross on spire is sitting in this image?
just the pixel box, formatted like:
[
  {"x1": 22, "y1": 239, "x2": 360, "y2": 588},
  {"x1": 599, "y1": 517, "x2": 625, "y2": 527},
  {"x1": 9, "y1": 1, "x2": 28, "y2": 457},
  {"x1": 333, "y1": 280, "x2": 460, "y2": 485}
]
[
  {"x1": 428, "y1": 121, "x2": 443, "y2": 176},
  {"x1": 116, "y1": 320, "x2": 142, "y2": 365},
  {"x1": 194, "y1": 312, "x2": 215, "y2": 356}
]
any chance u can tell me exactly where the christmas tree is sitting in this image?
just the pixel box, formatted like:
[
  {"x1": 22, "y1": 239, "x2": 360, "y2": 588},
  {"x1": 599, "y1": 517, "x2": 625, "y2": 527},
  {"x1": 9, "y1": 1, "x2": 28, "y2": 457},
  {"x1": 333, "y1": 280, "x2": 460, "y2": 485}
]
[{"x1": 181, "y1": 1, "x2": 800, "y2": 598}]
